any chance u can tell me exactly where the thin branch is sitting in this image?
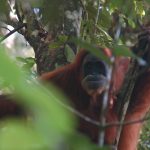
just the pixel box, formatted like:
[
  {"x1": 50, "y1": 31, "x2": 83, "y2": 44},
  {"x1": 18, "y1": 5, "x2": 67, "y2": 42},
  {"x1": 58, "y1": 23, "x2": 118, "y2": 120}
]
[
  {"x1": 94, "y1": 0, "x2": 112, "y2": 147},
  {"x1": 79, "y1": 0, "x2": 87, "y2": 19},
  {"x1": 79, "y1": 0, "x2": 88, "y2": 41},
  {"x1": 98, "y1": 58, "x2": 114, "y2": 146},
  {"x1": 15, "y1": 1, "x2": 23, "y2": 22},
  {"x1": 53, "y1": 94, "x2": 150, "y2": 128},
  {"x1": 95, "y1": 0, "x2": 102, "y2": 26},
  {"x1": 0, "y1": 26, "x2": 11, "y2": 31},
  {"x1": 106, "y1": 116, "x2": 150, "y2": 128},
  {"x1": 115, "y1": 59, "x2": 139, "y2": 147},
  {"x1": 0, "y1": 23, "x2": 26, "y2": 43},
  {"x1": 7, "y1": 0, "x2": 14, "y2": 13},
  {"x1": 115, "y1": 32, "x2": 150, "y2": 148}
]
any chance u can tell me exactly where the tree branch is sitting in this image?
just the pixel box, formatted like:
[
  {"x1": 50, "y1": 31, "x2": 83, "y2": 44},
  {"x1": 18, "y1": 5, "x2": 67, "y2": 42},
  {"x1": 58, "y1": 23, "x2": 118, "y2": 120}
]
[
  {"x1": 115, "y1": 31, "x2": 150, "y2": 147},
  {"x1": 0, "y1": 23, "x2": 26, "y2": 42},
  {"x1": 0, "y1": 25, "x2": 11, "y2": 31},
  {"x1": 53, "y1": 94, "x2": 150, "y2": 128}
]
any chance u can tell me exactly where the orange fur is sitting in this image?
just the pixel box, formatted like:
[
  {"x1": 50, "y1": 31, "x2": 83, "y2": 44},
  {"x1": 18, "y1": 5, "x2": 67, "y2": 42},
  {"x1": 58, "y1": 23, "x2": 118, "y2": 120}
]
[
  {"x1": 41, "y1": 50, "x2": 129, "y2": 144},
  {"x1": 0, "y1": 48, "x2": 149, "y2": 149},
  {"x1": 42, "y1": 49, "x2": 150, "y2": 148},
  {"x1": 118, "y1": 71, "x2": 150, "y2": 150}
]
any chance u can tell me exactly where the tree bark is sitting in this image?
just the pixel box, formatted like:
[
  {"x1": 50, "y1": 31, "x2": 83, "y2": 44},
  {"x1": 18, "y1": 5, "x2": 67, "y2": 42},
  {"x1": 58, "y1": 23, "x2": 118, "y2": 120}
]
[{"x1": 6, "y1": 0, "x2": 83, "y2": 74}]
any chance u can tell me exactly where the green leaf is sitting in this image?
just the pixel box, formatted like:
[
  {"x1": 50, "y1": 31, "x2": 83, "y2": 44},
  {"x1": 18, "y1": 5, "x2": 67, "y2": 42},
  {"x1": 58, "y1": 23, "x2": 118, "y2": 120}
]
[
  {"x1": 49, "y1": 42, "x2": 61, "y2": 49},
  {"x1": 0, "y1": 45, "x2": 75, "y2": 148},
  {"x1": 16, "y1": 57, "x2": 35, "y2": 64},
  {"x1": 0, "y1": 46, "x2": 24, "y2": 87},
  {"x1": 145, "y1": 0, "x2": 150, "y2": 3},
  {"x1": 128, "y1": 18, "x2": 136, "y2": 29},
  {"x1": 0, "y1": 121, "x2": 48, "y2": 150},
  {"x1": 112, "y1": 44, "x2": 135, "y2": 57},
  {"x1": 27, "y1": 0, "x2": 42, "y2": 7},
  {"x1": 58, "y1": 35, "x2": 68, "y2": 43},
  {"x1": 98, "y1": 8, "x2": 111, "y2": 29},
  {"x1": 65, "y1": 44, "x2": 75, "y2": 62},
  {"x1": 110, "y1": 0, "x2": 124, "y2": 9},
  {"x1": 71, "y1": 38, "x2": 110, "y2": 64}
]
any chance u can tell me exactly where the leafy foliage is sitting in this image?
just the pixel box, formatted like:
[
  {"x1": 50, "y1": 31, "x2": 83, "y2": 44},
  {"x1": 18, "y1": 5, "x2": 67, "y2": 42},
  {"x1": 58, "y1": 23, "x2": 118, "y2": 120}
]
[
  {"x1": 0, "y1": 0, "x2": 150, "y2": 149},
  {"x1": 0, "y1": 45, "x2": 75, "y2": 149}
]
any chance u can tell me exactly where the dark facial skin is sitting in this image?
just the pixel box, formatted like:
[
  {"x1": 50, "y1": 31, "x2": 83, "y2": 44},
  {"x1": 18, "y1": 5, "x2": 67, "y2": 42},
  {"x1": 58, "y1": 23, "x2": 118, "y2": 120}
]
[{"x1": 81, "y1": 53, "x2": 109, "y2": 96}]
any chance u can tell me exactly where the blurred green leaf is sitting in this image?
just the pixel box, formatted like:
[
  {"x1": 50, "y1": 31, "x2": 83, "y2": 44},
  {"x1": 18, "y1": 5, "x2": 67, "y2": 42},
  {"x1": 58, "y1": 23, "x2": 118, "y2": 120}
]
[
  {"x1": 128, "y1": 18, "x2": 136, "y2": 29},
  {"x1": 68, "y1": 132, "x2": 109, "y2": 150},
  {"x1": 112, "y1": 44, "x2": 135, "y2": 57},
  {"x1": 27, "y1": 0, "x2": 42, "y2": 7},
  {"x1": 109, "y1": 0, "x2": 124, "y2": 10},
  {"x1": 71, "y1": 38, "x2": 110, "y2": 64},
  {"x1": 16, "y1": 57, "x2": 35, "y2": 65},
  {"x1": 49, "y1": 42, "x2": 61, "y2": 49},
  {"x1": 98, "y1": 8, "x2": 111, "y2": 29},
  {"x1": 65, "y1": 44, "x2": 75, "y2": 62},
  {"x1": 0, "y1": 48, "x2": 24, "y2": 87},
  {"x1": 0, "y1": 0, "x2": 9, "y2": 14},
  {"x1": 0, "y1": 121, "x2": 48, "y2": 150},
  {"x1": 58, "y1": 35, "x2": 68, "y2": 43},
  {"x1": 0, "y1": 45, "x2": 75, "y2": 148}
]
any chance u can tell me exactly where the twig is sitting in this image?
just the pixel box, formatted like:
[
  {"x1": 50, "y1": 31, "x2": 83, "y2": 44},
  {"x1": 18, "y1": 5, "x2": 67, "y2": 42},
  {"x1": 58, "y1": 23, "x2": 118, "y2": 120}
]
[
  {"x1": 0, "y1": 26, "x2": 11, "y2": 31},
  {"x1": 115, "y1": 35, "x2": 150, "y2": 148},
  {"x1": 15, "y1": 1, "x2": 23, "y2": 22},
  {"x1": 79, "y1": 0, "x2": 87, "y2": 19},
  {"x1": 115, "y1": 59, "x2": 139, "y2": 148},
  {"x1": 52, "y1": 93, "x2": 150, "y2": 128},
  {"x1": 94, "y1": 0, "x2": 112, "y2": 147},
  {"x1": 106, "y1": 116, "x2": 150, "y2": 128},
  {"x1": 0, "y1": 23, "x2": 26, "y2": 43},
  {"x1": 95, "y1": 0, "x2": 102, "y2": 26},
  {"x1": 98, "y1": 58, "x2": 114, "y2": 147}
]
